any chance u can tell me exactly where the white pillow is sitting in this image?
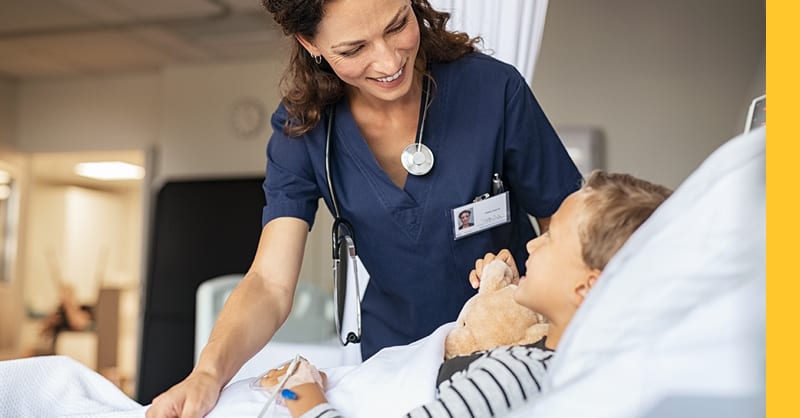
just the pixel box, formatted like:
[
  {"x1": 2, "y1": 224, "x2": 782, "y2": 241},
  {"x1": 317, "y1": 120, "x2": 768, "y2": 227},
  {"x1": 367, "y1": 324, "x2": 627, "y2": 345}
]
[{"x1": 511, "y1": 127, "x2": 765, "y2": 417}]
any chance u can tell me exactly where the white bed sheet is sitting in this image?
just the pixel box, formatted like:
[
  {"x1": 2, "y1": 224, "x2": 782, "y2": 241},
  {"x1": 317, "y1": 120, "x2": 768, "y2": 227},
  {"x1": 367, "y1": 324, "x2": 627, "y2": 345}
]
[
  {"x1": 208, "y1": 322, "x2": 451, "y2": 418},
  {"x1": 0, "y1": 322, "x2": 452, "y2": 418}
]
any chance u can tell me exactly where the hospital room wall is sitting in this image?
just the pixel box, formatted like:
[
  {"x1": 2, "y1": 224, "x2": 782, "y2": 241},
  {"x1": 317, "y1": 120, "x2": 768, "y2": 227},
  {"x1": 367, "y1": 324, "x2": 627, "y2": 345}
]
[
  {"x1": 12, "y1": 57, "x2": 283, "y2": 179},
  {"x1": 536, "y1": 0, "x2": 765, "y2": 189}
]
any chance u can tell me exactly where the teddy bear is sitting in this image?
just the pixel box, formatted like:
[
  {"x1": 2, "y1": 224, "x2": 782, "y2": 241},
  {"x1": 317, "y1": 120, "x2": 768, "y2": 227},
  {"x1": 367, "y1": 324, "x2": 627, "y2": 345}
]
[{"x1": 444, "y1": 259, "x2": 548, "y2": 360}]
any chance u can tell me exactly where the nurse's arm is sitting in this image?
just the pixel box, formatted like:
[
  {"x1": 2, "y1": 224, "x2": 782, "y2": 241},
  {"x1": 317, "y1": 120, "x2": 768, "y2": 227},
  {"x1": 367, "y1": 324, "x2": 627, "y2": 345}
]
[
  {"x1": 536, "y1": 217, "x2": 551, "y2": 234},
  {"x1": 195, "y1": 217, "x2": 309, "y2": 389}
]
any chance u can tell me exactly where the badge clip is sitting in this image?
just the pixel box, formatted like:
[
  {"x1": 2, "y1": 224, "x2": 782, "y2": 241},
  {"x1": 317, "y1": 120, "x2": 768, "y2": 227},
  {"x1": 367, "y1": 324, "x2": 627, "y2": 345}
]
[{"x1": 491, "y1": 173, "x2": 505, "y2": 195}]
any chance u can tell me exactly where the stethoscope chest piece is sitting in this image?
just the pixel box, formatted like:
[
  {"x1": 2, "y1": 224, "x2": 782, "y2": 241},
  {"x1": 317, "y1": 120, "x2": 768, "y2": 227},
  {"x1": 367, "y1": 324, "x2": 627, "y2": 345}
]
[{"x1": 401, "y1": 143, "x2": 434, "y2": 176}]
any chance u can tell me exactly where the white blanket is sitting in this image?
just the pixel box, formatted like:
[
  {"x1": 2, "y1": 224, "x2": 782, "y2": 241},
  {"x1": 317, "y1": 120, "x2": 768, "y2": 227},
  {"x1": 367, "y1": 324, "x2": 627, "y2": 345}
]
[
  {"x1": 0, "y1": 355, "x2": 145, "y2": 418},
  {"x1": 209, "y1": 322, "x2": 451, "y2": 418},
  {"x1": 0, "y1": 322, "x2": 453, "y2": 418}
]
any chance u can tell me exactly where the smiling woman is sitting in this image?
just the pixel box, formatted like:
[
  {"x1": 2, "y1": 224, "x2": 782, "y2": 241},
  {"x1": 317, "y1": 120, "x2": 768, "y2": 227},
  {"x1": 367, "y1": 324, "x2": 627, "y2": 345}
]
[{"x1": 145, "y1": 1, "x2": 582, "y2": 416}]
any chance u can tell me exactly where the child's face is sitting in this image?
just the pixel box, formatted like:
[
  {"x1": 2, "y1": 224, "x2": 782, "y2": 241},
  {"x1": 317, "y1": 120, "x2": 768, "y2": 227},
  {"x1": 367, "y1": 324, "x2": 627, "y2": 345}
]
[{"x1": 514, "y1": 191, "x2": 594, "y2": 317}]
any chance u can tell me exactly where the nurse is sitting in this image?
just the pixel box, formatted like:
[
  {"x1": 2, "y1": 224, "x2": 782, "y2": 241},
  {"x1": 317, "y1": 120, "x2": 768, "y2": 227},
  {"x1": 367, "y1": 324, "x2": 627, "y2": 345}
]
[{"x1": 147, "y1": 0, "x2": 581, "y2": 416}]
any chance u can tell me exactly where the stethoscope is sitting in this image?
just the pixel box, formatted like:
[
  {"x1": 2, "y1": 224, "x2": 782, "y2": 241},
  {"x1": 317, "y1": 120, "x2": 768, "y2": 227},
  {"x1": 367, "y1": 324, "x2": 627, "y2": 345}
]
[
  {"x1": 324, "y1": 76, "x2": 434, "y2": 345},
  {"x1": 326, "y1": 76, "x2": 434, "y2": 182},
  {"x1": 399, "y1": 76, "x2": 435, "y2": 176}
]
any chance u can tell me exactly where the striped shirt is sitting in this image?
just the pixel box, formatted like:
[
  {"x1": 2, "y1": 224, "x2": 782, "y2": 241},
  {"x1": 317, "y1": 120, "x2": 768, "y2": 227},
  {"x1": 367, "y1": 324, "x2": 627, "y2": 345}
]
[{"x1": 298, "y1": 343, "x2": 554, "y2": 418}]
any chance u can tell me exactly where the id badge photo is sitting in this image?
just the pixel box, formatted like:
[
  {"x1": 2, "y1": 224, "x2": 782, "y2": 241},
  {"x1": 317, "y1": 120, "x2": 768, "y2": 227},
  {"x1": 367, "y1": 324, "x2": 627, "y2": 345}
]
[{"x1": 452, "y1": 192, "x2": 511, "y2": 240}]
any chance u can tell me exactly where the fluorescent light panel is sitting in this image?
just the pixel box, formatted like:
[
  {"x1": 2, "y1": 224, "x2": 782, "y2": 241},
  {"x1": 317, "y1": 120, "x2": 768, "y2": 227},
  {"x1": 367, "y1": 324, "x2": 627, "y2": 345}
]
[{"x1": 74, "y1": 161, "x2": 145, "y2": 181}]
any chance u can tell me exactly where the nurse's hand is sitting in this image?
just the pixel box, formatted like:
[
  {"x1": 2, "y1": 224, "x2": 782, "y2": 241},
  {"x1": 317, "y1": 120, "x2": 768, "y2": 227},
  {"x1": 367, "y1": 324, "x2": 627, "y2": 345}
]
[
  {"x1": 146, "y1": 370, "x2": 221, "y2": 418},
  {"x1": 468, "y1": 249, "x2": 519, "y2": 289}
]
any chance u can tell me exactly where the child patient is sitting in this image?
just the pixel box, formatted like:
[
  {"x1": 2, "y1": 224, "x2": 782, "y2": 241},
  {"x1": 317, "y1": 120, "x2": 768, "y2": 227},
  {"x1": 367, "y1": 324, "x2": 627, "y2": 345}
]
[{"x1": 263, "y1": 171, "x2": 672, "y2": 418}]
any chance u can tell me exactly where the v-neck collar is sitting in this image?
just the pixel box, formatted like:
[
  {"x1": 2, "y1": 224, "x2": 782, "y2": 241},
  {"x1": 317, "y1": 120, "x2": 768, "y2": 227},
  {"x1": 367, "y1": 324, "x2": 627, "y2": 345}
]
[{"x1": 331, "y1": 74, "x2": 446, "y2": 242}]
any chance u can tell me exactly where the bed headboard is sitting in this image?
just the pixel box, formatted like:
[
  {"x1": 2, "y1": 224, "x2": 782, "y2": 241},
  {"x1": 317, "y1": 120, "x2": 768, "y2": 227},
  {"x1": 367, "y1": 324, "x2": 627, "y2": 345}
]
[{"x1": 137, "y1": 177, "x2": 264, "y2": 403}]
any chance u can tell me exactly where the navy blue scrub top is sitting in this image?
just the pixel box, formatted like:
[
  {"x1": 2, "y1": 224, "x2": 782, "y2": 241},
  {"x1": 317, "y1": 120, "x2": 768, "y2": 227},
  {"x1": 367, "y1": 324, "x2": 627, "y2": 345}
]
[{"x1": 262, "y1": 53, "x2": 582, "y2": 359}]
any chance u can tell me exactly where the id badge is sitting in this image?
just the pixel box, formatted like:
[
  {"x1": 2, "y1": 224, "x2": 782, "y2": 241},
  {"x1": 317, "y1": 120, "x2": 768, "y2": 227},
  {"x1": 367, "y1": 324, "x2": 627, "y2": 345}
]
[{"x1": 452, "y1": 192, "x2": 511, "y2": 240}]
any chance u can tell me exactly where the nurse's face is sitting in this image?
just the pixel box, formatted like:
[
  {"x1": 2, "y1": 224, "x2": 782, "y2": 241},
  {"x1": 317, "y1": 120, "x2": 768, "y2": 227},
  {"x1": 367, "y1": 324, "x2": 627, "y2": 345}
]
[{"x1": 298, "y1": 0, "x2": 421, "y2": 103}]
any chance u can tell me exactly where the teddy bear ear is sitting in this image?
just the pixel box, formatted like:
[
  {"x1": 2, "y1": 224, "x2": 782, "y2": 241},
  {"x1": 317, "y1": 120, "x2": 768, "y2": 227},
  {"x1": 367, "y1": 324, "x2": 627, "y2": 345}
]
[
  {"x1": 524, "y1": 323, "x2": 550, "y2": 344},
  {"x1": 479, "y1": 260, "x2": 513, "y2": 293}
]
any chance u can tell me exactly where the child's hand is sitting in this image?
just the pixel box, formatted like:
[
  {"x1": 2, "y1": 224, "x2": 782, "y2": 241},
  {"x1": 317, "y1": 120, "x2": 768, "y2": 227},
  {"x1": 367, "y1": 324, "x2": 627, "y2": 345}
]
[
  {"x1": 259, "y1": 357, "x2": 327, "y2": 392},
  {"x1": 468, "y1": 249, "x2": 519, "y2": 289},
  {"x1": 259, "y1": 361, "x2": 292, "y2": 388}
]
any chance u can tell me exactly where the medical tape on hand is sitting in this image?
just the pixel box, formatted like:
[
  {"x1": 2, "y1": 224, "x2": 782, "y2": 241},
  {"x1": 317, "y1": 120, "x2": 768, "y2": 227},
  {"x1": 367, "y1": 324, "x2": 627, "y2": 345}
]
[{"x1": 256, "y1": 354, "x2": 301, "y2": 418}]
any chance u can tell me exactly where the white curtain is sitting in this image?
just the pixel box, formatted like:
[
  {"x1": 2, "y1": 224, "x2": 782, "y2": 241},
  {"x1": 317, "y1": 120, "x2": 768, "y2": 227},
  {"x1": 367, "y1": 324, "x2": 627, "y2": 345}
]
[{"x1": 428, "y1": 0, "x2": 549, "y2": 84}]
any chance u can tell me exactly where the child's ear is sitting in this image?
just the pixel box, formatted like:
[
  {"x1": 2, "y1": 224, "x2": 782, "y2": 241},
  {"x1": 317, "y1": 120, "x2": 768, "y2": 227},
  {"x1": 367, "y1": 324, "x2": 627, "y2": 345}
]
[{"x1": 574, "y1": 269, "x2": 601, "y2": 305}]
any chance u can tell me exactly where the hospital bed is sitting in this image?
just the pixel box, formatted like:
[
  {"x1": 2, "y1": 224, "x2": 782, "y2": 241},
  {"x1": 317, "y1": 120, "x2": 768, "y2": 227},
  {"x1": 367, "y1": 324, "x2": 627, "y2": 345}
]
[
  {"x1": 195, "y1": 275, "x2": 358, "y2": 384},
  {"x1": 0, "y1": 126, "x2": 765, "y2": 417}
]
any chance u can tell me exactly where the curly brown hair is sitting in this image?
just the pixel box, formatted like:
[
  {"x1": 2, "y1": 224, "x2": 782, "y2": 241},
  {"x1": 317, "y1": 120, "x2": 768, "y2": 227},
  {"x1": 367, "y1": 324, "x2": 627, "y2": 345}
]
[
  {"x1": 577, "y1": 171, "x2": 673, "y2": 270},
  {"x1": 262, "y1": 0, "x2": 481, "y2": 137}
]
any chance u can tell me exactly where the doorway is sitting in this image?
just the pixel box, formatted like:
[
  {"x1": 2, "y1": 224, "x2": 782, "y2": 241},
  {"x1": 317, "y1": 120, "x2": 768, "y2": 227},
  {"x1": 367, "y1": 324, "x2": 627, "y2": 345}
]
[{"x1": 19, "y1": 149, "x2": 146, "y2": 396}]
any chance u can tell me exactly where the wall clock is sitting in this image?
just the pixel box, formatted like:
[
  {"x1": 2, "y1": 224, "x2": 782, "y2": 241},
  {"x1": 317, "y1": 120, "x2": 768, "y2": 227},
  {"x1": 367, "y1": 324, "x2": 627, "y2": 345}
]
[{"x1": 230, "y1": 97, "x2": 267, "y2": 139}]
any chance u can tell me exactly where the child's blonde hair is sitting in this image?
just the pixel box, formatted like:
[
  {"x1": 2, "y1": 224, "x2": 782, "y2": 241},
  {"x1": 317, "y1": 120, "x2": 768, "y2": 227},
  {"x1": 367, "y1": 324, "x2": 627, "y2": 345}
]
[{"x1": 577, "y1": 171, "x2": 672, "y2": 270}]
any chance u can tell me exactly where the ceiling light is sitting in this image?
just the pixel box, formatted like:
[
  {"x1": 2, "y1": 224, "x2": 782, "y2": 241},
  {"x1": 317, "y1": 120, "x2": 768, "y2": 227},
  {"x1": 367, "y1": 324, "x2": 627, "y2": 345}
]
[{"x1": 74, "y1": 162, "x2": 145, "y2": 181}]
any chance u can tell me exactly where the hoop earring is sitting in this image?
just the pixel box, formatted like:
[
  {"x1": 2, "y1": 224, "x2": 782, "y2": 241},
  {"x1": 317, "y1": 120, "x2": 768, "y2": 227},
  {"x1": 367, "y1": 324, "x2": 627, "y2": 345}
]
[{"x1": 309, "y1": 51, "x2": 322, "y2": 65}]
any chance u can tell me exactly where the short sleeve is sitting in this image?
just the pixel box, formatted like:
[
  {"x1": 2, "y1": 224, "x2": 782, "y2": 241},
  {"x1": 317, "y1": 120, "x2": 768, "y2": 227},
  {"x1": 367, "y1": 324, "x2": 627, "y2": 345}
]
[
  {"x1": 261, "y1": 105, "x2": 321, "y2": 229},
  {"x1": 503, "y1": 77, "x2": 583, "y2": 218}
]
